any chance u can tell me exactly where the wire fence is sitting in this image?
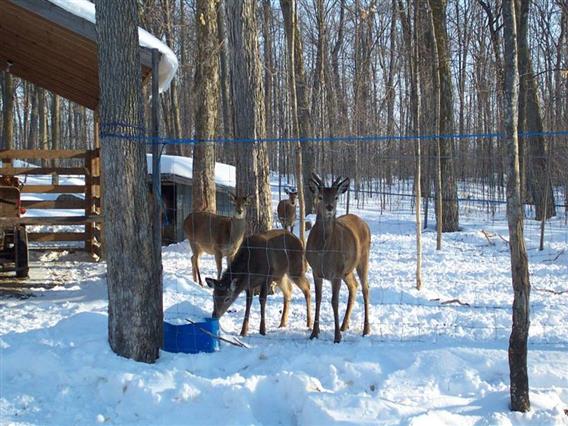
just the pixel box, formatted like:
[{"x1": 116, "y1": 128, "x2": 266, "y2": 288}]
[{"x1": 100, "y1": 125, "x2": 568, "y2": 345}]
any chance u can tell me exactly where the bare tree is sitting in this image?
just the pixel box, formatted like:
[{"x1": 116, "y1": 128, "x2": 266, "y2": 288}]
[
  {"x1": 503, "y1": 0, "x2": 531, "y2": 412},
  {"x1": 226, "y1": 0, "x2": 272, "y2": 234},
  {"x1": 428, "y1": 0, "x2": 460, "y2": 232},
  {"x1": 95, "y1": 0, "x2": 163, "y2": 363},
  {"x1": 192, "y1": 0, "x2": 219, "y2": 213},
  {"x1": 516, "y1": 0, "x2": 556, "y2": 220}
]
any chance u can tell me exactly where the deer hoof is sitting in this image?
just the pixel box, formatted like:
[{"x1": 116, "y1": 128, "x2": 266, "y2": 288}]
[
  {"x1": 363, "y1": 324, "x2": 371, "y2": 336},
  {"x1": 340, "y1": 322, "x2": 349, "y2": 332},
  {"x1": 334, "y1": 332, "x2": 342, "y2": 343},
  {"x1": 240, "y1": 329, "x2": 248, "y2": 337}
]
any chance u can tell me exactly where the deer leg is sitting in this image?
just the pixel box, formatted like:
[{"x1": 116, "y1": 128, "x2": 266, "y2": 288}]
[
  {"x1": 214, "y1": 251, "x2": 223, "y2": 280},
  {"x1": 357, "y1": 258, "x2": 371, "y2": 336},
  {"x1": 292, "y1": 274, "x2": 312, "y2": 328},
  {"x1": 191, "y1": 253, "x2": 203, "y2": 286},
  {"x1": 341, "y1": 272, "x2": 358, "y2": 331},
  {"x1": 310, "y1": 276, "x2": 323, "y2": 340},
  {"x1": 189, "y1": 244, "x2": 201, "y2": 285},
  {"x1": 331, "y1": 278, "x2": 342, "y2": 343},
  {"x1": 278, "y1": 277, "x2": 292, "y2": 328},
  {"x1": 259, "y1": 281, "x2": 269, "y2": 335},
  {"x1": 240, "y1": 289, "x2": 253, "y2": 337}
]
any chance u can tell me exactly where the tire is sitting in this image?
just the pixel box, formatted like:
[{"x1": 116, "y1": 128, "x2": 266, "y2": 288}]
[{"x1": 15, "y1": 226, "x2": 29, "y2": 278}]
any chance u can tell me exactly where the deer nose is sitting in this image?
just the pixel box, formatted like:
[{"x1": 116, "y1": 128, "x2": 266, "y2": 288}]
[{"x1": 326, "y1": 204, "x2": 334, "y2": 212}]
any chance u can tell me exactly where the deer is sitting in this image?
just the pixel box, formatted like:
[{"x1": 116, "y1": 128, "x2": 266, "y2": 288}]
[
  {"x1": 306, "y1": 173, "x2": 371, "y2": 343},
  {"x1": 205, "y1": 229, "x2": 312, "y2": 337},
  {"x1": 277, "y1": 187, "x2": 298, "y2": 233},
  {"x1": 183, "y1": 193, "x2": 251, "y2": 286}
]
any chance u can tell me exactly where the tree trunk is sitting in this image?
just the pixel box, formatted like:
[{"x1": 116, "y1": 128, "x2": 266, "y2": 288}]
[
  {"x1": 280, "y1": 0, "x2": 314, "y2": 215},
  {"x1": 428, "y1": 0, "x2": 459, "y2": 232},
  {"x1": 192, "y1": 0, "x2": 219, "y2": 213},
  {"x1": 516, "y1": 0, "x2": 555, "y2": 220},
  {"x1": 162, "y1": 0, "x2": 182, "y2": 145},
  {"x1": 95, "y1": 0, "x2": 163, "y2": 364},
  {"x1": 217, "y1": 0, "x2": 233, "y2": 139},
  {"x1": 503, "y1": 0, "x2": 531, "y2": 412},
  {"x1": 262, "y1": 0, "x2": 275, "y2": 139},
  {"x1": 226, "y1": 0, "x2": 271, "y2": 234},
  {"x1": 51, "y1": 94, "x2": 60, "y2": 184},
  {"x1": 2, "y1": 72, "x2": 14, "y2": 151}
]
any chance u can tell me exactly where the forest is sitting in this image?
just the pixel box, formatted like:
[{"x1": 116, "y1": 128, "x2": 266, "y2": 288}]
[{"x1": 1, "y1": 0, "x2": 566, "y2": 231}]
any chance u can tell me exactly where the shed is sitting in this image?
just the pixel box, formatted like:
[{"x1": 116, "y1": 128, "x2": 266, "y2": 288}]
[
  {"x1": 0, "y1": 0, "x2": 178, "y2": 257},
  {"x1": 146, "y1": 154, "x2": 237, "y2": 245}
]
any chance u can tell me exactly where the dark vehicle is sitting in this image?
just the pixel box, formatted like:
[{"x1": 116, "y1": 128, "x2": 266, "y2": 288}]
[{"x1": 0, "y1": 178, "x2": 29, "y2": 278}]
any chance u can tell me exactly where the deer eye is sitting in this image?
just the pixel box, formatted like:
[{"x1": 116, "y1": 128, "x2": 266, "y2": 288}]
[
  {"x1": 318, "y1": 195, "x2": 323, "y2": 200},
  {"x1": 335, "y1": 196, "x2": 338, "y2": 200}
]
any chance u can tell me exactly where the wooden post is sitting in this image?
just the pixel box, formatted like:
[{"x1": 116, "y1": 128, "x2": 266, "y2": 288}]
[
  {"x1": 85, "y1": 150, "x2": 93, "y2": 255},
  {"x1": 93, "y1": 110, "x2": 103, "y2": 258},
  {"x1": 151, "y1": 49, "x2": 162, "y2": 252}
]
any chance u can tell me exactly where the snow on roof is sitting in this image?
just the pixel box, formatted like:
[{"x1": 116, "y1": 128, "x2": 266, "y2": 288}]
[
  {"x1": 47, "y1": 0, "x2": 178, "y2": 93},
  {"x1": 146, "y1": 154, "x2": 236, "y2": 188}
]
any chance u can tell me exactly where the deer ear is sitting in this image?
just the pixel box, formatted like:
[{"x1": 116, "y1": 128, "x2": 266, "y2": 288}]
[
  {"x1": 205, "y1": 278, "x2": 217, "y2": 289},
  {"x1": 284, "y1": 187, "x2": 289, "y2": 194},
  {"x1": 229, "y1": 278, "x2": 238, "y2": 292},
  {"x1": 338, "y1": 178, "x2": 350, "y2": 194}
]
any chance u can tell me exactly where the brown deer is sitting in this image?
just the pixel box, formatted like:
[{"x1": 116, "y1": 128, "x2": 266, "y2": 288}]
[
  {"x1": 306, "y1": 173, "x2": 371, "y2": 343},
  {"x1": 183, "y1": 193, "x2": 251, "y2": 286},
  {"x1": 277, "y1": 187, "x2": 298, "y2": 232},
  {"x1": 205, "y1": 229, "x2": 312, "y2": 336}
]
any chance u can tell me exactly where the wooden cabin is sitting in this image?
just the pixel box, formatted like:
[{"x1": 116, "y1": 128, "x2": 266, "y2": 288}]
[
  {"x1": 147, "y1": 155, "x2": 236, "y2": 245},
  {"x1": 0, "y1": 0, "x2": 177, "y2": 257}
]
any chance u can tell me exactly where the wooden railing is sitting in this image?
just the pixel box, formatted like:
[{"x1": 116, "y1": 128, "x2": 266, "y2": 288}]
[{"x1": 0, "y1": 149, "x2": 102, "y2": 257}]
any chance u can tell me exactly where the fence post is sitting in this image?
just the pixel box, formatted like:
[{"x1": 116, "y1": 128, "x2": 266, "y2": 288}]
[{"x1": 85, "y1": 150, "x2": 93, "y2": 255}]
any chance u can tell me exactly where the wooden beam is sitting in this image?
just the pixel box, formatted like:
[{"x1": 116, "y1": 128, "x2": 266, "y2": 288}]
[
  {"x1": 0, "y1": 216, "x2": 103, "y2": 225},
  {"x1": 21, "y1": 185, "x2": 86, "y2": 194},
  {"x1": 28, "y1": 232, "x2": 85, "y2": 242},
  {"x1": 0, "y1": 167, "x2": 87, "y2": 175},
  {"x1": 0, "y1": 149, "x2": 88, "y2": 160},
  {"x1": 22, "y1": 199, "x2": 86, "y2": 209}
]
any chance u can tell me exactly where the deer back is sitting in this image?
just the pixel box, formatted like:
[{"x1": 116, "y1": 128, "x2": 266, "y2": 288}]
[
  {"x1": 225, "y1": 230, "x2": 302, "y2": 289},
  {"x1": 184, "y1": 211, "x2": 244, "y2": 254}
]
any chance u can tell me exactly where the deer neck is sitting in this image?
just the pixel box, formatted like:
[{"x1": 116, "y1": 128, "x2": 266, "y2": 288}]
[
  {"x1": 230, "y1": 216, "x2": 246, "y2": 244},
  {"x1": 316, "y1": 212, "x2": 337, "y2": 244}
]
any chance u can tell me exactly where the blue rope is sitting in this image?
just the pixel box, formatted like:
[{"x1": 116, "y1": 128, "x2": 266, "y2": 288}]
[{"x1": 99, "y1": 127, "x2": 568, "y2": 145}]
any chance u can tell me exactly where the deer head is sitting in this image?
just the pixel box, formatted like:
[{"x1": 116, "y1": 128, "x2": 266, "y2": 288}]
[
  {"x1": 206, "y1": 276, "x2": 239, "y2": 318},
  {"x1": 229, "y1": 193, "x2": 252, "y2": 219},
  {"x1": 309, "y1": 173, "x2": 349, "y2": 220},
  {"x1": 284, "y1": 187, "x2": 298, "y2": 205}
]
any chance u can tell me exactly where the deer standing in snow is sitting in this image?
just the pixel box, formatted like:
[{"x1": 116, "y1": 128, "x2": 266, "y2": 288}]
[
  {"x1": 206, "y1": 229, "x2": 312, "y2": 336},
  {"x1": 277, "y1": 187, "x2": 298, "y2": 233},
  {"x1": 306, "y1": 173, "x2": 371, "y2": 343},
  {"x1": 183, "y1": 193, "x2": 251, "y2": 286}
]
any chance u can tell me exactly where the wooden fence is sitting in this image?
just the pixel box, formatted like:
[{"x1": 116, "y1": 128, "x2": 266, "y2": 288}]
[{"x1": 0, "y1": 149, "x2": 103, "y2": 258}]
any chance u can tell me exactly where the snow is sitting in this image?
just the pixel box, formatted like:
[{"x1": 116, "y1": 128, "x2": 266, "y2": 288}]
[
  {"x1": 1, "y1": 188, "x2": 567, "y2": 425},
  {"x1": 147, "y1": 154, "x2": 236, "y2": 188},
  {"x1": 47, "y1": 0, "x2": 178, "y2": 93}
]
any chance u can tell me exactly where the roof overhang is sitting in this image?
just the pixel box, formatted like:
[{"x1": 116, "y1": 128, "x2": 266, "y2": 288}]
[{"x1": 0, "y1": 0, "x2": 154, "y2": 110}]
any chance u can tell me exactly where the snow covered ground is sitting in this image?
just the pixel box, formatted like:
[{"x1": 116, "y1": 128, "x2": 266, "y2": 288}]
[{"x1": 1, "y1": 191, "x2": 567, "y2": 425}]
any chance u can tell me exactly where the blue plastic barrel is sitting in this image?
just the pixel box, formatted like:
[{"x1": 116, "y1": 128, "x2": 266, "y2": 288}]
[{"x1": 162, "y1": 317, "x2": 220, "y2": 354}]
